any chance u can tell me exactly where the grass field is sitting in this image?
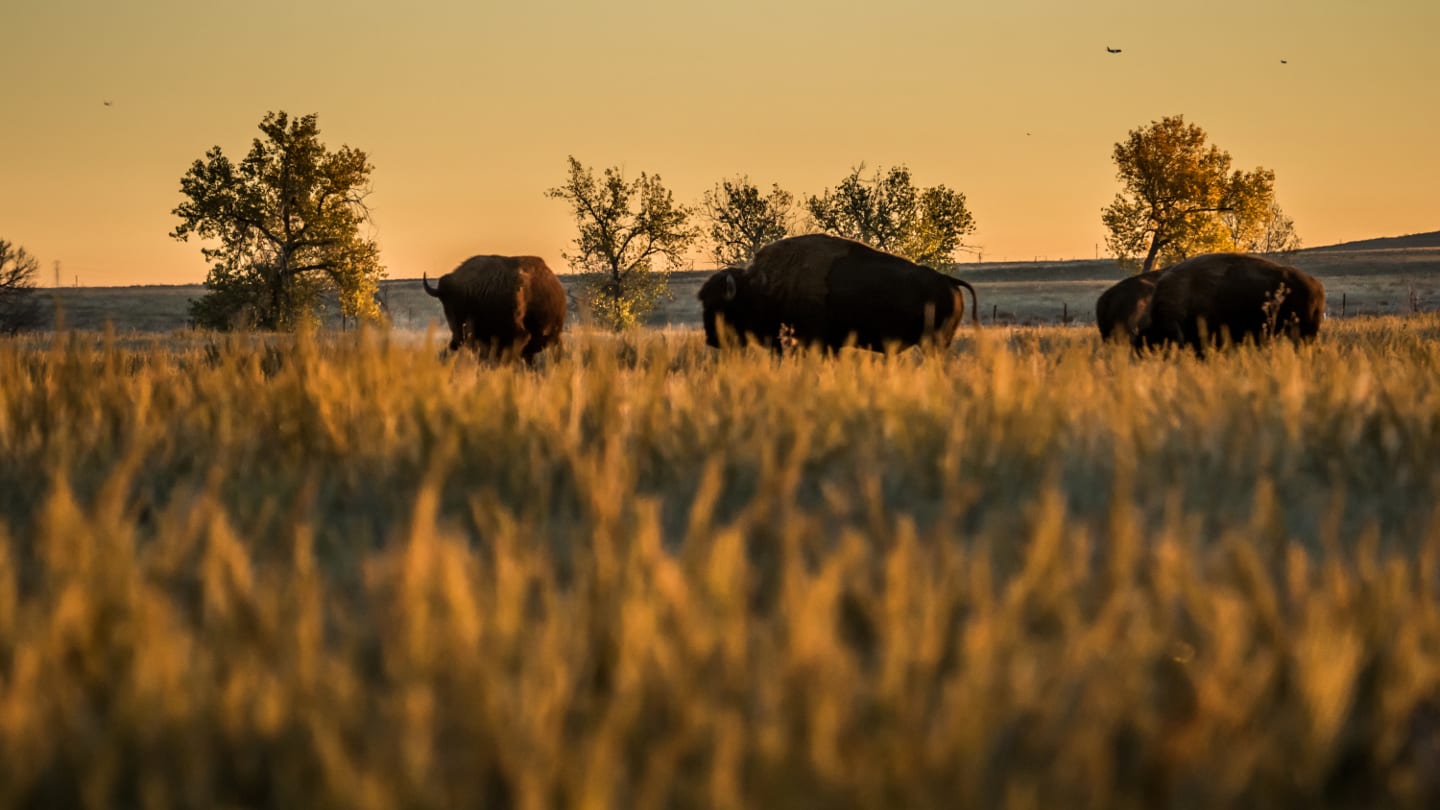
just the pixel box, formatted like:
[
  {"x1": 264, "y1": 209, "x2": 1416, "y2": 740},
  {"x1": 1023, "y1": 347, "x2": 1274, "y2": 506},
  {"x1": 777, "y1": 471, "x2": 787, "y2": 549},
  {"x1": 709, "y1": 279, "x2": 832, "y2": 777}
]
[{"x1": 2, "y1": 317, "x2": 1440, "y2": 808}]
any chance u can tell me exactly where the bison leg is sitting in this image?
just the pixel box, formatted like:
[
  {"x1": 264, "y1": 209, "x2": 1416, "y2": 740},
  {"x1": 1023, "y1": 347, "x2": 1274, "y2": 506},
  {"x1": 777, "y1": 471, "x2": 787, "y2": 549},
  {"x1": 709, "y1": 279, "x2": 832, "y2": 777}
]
[
  {"x1": 523, "y1": 331, "x2": 560, "y2": 363},
  {"x1": 450, "y1": 319, "x2": 477, "y2": 353}
]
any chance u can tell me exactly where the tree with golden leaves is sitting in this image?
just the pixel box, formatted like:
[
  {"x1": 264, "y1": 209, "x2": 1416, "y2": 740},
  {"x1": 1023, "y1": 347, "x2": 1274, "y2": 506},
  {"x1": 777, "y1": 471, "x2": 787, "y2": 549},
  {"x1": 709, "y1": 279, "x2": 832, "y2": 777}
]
[{"x1": 1103, "y1": 115, "x2": 1299, "y2": 272}]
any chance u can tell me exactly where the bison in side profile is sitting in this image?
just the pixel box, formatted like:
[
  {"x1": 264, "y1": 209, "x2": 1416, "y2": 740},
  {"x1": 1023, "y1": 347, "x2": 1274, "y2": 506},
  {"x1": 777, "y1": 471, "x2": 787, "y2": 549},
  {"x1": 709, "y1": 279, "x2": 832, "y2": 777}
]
[
  {"x1": 1133, "y1": 253, "x2": 1324, "y2": 353},
  {"x1": 423, "y1": 255, "x2": 567, "y2": 362},
  {"x1": 697, "y1": 234, "x2": 978, "y2": 352},
  {"x1": 1096, "y1": 271, "x2": 1162, "y2": 342}
]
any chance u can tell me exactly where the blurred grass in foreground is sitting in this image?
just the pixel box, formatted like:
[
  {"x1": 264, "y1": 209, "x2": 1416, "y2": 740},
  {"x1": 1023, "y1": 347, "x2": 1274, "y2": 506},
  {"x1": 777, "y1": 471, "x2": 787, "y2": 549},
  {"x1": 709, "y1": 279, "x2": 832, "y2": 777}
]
[{"x1": 1, "y1": 316, "x2": 1439, "y2": 808}]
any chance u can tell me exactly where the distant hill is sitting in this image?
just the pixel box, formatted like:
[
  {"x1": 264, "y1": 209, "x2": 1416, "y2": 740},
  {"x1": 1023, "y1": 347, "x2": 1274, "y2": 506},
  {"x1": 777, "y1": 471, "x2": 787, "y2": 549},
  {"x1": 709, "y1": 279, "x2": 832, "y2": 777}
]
[{"x1": 1304, "y1": 231, "x2": 1440, "y2": 252}]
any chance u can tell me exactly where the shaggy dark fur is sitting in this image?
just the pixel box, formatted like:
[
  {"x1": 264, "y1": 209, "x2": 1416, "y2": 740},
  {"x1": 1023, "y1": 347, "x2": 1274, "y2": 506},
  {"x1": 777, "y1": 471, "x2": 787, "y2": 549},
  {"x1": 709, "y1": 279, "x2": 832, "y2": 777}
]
[
  {"x1": 697, "y1": 234, "x2": 978, "y2": 352},
  {"x1": 423, "y1": 255, "x2": 567, "y2": 361},
  {"x1": 1096, "y1": 271, "x2": 1163, "y2": 342},
  {"x1": 1133, "y1": 253, "x2": 1325, "y2": 353}
]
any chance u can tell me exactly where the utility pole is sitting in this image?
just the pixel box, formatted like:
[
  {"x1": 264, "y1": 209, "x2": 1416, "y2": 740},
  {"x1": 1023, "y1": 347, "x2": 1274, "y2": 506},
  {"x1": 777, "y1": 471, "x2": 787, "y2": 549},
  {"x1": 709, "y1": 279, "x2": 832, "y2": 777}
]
[{"x1": 53, "y1": 260, "x2": 60, "y2": 289}]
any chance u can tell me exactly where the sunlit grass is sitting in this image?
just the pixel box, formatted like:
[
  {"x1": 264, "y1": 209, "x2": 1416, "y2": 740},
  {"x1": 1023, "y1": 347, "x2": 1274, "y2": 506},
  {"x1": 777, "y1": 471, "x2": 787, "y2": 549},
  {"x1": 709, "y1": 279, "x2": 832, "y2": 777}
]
[{"x1": 1, "y1": 316, "x2": 1439, "y2": 808}]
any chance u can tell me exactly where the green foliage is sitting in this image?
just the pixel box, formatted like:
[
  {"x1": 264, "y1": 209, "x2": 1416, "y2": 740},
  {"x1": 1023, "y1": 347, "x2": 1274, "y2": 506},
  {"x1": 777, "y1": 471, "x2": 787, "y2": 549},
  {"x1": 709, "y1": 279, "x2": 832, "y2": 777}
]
[
  {"x1": 172, "y1": 111, "x2": 386, "y2": 331},
  {"x1": 1104, "y1": 115, "x2": 1300, "y2": 272},
  {"x1": 183, "y1": 255, "x2": 270, "y2": 330},
  {"x1": 701, "y1": 176, "x2": 795, "y2": 267},
  {"x1": 806, "y1": 164, "x2": 976, "y2": 270},
  {"x1": 546, "y1": 156, "x2": 698, "y2": 330},
  {"x1": 2, "y1": 321, "x2": 1440, "y2": 807},
  {"x1": 575, "y1": 263, "x2": 672, "y2": 331},
  {"x1": 0, "y1": 239, "x2": 43, "y2": 335},
  {"x1": 904, "y1": 185, "x2": 974, "y2": 270}
]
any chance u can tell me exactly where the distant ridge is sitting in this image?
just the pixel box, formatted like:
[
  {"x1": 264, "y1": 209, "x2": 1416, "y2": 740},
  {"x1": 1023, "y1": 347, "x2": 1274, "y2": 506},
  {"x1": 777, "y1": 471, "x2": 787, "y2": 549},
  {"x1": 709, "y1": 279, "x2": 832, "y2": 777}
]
[{"x1": 1304, "y1": 230, "x2": 1440, "y2": 252}]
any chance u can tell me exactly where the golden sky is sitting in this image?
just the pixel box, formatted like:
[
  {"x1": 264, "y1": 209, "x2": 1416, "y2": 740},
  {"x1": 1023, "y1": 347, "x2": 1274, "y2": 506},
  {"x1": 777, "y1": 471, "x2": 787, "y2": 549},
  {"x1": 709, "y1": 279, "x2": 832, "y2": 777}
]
[{"x1": 2, "y1": 0, "x2": 1437, "y2": 286}]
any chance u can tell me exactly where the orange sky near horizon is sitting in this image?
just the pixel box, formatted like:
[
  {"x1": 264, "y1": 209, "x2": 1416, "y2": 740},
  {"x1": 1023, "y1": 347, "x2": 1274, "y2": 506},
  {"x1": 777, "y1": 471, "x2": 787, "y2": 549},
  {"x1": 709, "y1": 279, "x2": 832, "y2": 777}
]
[{"x1": 2, "y1": 0, "x2": 1437, "y2": 287}]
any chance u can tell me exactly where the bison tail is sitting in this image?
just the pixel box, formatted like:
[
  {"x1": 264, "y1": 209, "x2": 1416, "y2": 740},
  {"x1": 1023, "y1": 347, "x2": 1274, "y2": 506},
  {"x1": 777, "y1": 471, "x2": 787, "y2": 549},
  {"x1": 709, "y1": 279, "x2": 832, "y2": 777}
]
[
  {"x1": 422, "y1": 273, "x2": 440, "y2": 298},
  {"x1": 949, "y1": 277, "x2": 979, "y2": 325}
]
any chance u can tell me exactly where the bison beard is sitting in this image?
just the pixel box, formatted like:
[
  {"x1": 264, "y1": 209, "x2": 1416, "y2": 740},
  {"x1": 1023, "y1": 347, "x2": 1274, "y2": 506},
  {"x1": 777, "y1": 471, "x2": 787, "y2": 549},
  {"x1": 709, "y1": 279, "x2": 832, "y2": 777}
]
[
  {"x1": 697, "y1": 234, "x2": 978, "y2": 353},
  {"x1": 423, "y1": 255, "x2": 567, "y2": 362},
  {"x1": 1133, "y1": 253, "x2": 1325, "y2": 353}
]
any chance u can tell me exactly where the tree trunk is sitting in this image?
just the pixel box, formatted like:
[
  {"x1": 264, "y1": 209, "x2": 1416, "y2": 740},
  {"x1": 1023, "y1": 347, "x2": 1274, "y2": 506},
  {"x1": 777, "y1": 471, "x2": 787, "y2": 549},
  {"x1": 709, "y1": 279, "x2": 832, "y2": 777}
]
[
  {"x1": 268, "y1": 269, "x2": 283, "y2": 329},
  {"x1": 1142, "y1": 236, "x2": 1164, "y2": 273},
  {"x1": 270, "y1": 247, "x2": 293, "y2": 329}
]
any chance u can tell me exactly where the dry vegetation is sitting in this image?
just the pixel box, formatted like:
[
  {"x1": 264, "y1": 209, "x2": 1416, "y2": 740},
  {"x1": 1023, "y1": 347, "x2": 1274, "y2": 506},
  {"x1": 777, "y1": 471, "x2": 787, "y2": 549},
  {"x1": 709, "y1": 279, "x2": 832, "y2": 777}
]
[{"x1": 2, "y1": 317, "x2": 1440, "y2": 808}]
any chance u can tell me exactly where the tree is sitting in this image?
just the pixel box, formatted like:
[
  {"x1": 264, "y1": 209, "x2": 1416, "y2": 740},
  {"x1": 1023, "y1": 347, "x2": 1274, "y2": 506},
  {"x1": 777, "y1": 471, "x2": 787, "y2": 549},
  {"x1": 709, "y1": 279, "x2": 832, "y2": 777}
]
[
  {"x1": 1255, "y1": 201, "x2": 1301, "y2": 255},
  {"x1": 172, "y1": 111, "x2": 385, "y2": 330},
  {"x1": 1218, "y1": 170, "x2": 1301, "y2": 255},
  {"x1": 902, "y1": 185, "x2": 977, "y2": 271},
  {"x1": 806, "y1": 164, "x2": 976, "y2": 271},
  {"x1": 1103, "y1": 115, "x2": 1299, "y2": 271},
  {"x1": 701, "y1": 176, "x2": 795, "y2": 267},
  {"x1": 546, "y1": 156, "x2": 699, "y2": 330},
  {"x1": 0, "y1": 239, "x2": 44, "y2": 335}
]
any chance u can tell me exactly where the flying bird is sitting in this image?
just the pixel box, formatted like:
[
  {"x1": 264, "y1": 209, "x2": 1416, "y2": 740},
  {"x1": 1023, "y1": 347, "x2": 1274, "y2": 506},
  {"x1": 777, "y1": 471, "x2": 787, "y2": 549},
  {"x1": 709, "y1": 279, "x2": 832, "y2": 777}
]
[
  {"x1": 1106, "y1": 46, "x2": 1122, "y2": 54},
  {"x1": 103, "y1": 100, "x2": 113, "y2": 107},
  {"x1": 1280, "y1": 59, "x2": 1288, "y2": 64}
]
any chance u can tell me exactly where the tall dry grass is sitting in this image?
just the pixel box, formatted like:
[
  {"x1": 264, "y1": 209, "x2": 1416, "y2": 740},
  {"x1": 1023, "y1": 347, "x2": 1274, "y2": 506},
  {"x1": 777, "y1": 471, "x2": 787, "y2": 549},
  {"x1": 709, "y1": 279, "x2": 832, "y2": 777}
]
[{"x1": 1, "y1": 317, "x2": 1439, "y2": 808}]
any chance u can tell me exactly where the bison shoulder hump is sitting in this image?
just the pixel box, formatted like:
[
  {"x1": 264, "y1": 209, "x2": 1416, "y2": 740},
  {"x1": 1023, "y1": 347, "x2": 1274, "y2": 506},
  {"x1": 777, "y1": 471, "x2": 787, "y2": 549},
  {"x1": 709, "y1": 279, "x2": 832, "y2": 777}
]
[{"x1": 446, "y1": 256, "x2": 527, "y2": 300}]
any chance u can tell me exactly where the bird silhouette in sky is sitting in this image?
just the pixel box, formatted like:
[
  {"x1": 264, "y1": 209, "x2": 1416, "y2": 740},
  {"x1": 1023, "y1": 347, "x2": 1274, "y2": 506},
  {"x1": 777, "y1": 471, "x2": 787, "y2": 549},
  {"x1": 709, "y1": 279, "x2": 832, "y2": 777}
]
[
  {"x1": 103, "y1": 100, "x2": 113, "y2": 107},
  {"x1": 1106, "y1": 46, "x2": 1122, "y2": 54},
  {"x1": 1280, "y1": 59, "x2": 1288, "y2": 64}
]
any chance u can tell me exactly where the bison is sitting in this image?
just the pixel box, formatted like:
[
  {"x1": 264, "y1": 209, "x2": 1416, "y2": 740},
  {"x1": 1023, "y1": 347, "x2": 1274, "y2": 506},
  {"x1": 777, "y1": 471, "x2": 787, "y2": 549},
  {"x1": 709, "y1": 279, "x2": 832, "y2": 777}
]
[
  {"x1": 1096, "y1": 271, "x2": 1162, "y2": 342},
  {"x1": 697, "y1": 234, "x2": 978, "y2": 353},
  {"x1": 422, "y1": 255, "x2": 567, "y2": 362},
  {"x1": 1133, "y1": 252, "x2": 1324, "y2": 353}
]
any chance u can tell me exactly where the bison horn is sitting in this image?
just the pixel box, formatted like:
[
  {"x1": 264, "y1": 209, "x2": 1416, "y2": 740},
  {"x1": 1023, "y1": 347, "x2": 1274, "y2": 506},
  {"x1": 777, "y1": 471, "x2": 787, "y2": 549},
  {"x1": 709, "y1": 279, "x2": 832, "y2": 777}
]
[
  {"x1": 725, "y1": 273, "x2": 737, "y2": 301},
  {"x1": 422, "y1": 273, "x2": 440, "y2": 297}
]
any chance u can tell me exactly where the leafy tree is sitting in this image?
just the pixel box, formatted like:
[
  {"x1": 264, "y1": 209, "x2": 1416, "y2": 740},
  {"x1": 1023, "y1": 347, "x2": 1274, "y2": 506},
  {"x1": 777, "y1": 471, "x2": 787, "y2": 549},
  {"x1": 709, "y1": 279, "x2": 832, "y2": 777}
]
[
  {"x1": 806, "y1": 164, "x2": 976, "y2": 270},
  {"x1": 1103, "y1": 115, "x2": 1298, "y2": 271},
  {"x1": 172, "y1": 111, "x2": 385, "y2": 330},
  {"x1": 546, "y1": 156, "x2": 698, "y2": 330},
  {"x1": 903, "y1": 185, "x2": 977, "y2": 271},
  {"x1": 0, "y1": 239, "x2": 44, "y2": 335},
  {"x1": 701, "y1": 176, "x2": 795, "y2": 267},
  {"x1": 1219, "y1": 169, "x2": 1301, "y2": 255}
]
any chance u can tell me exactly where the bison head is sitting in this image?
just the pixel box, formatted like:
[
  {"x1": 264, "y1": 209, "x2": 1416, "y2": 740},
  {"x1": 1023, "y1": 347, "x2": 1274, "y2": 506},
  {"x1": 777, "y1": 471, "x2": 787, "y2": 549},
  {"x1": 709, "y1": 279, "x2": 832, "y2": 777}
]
[
  {"x1": 697, "y1": 268, "x2": 745, "y2": 348},
  {"x1": 423, "y1": 273, "x2": 467, "y2": 351}
]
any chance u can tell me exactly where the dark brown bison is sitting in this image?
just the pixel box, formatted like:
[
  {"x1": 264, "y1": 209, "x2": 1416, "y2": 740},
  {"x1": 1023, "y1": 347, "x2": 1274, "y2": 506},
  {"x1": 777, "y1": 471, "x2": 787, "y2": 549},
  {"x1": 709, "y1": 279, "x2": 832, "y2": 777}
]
[
  {"x1": 1133, "y1": 253, "x2": 1325, "y2": 353},
  {"x1": 697, "y1": 234, "x2": 978, "y2": 352},
  {"x1": 422, "y1": 255, "x2": 567, "y2": 361},
  {"x1": 1096, "y1": 271, "x2": 1162, "y2": 342}
]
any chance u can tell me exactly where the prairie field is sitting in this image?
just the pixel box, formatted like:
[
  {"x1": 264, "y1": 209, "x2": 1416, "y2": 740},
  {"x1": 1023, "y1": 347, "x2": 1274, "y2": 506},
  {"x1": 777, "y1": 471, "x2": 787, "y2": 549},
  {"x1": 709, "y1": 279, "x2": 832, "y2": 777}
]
[
  {"x1": 35, "y1": 243, "x2": 1440, "y2": 334},
  {"x1": 2, "y1": 317, "x2": 1440, "y2": 808}
]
